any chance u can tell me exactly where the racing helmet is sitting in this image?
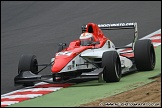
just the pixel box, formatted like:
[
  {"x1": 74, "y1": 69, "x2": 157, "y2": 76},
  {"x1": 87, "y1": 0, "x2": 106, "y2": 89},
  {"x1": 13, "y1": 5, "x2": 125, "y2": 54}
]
[{"x1": 79, "y1": 32, "x2": 94, "y2": 46}]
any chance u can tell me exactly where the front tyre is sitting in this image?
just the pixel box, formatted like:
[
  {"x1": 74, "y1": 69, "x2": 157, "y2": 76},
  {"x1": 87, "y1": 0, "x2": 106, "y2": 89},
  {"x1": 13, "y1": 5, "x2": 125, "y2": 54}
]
[
  {"x1": 102, "y1": 51, "x2": 121, "y2": 82},
  {"x1": 18, "y1": 55, "x2": 38, "y2": 74}
]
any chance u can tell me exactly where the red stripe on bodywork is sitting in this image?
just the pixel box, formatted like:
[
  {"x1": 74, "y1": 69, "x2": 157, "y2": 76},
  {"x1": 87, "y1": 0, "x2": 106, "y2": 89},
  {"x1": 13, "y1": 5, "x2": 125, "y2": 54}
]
[
  {"x1": 120, "y1": 53, "x2": 134, "y2": 58},
  {"x1": 120, "y1": 48, "x2": 134, "y2": 58}
]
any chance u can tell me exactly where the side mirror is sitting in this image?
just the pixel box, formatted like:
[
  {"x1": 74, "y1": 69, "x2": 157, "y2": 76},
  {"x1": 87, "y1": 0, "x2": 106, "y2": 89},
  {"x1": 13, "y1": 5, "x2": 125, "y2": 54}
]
[
  {"x1": 58, "y1": 43, "x2": 66, "y2": 46},
  {"x1": 57, "y1": 43, "x2": 67, "y2": 52}
]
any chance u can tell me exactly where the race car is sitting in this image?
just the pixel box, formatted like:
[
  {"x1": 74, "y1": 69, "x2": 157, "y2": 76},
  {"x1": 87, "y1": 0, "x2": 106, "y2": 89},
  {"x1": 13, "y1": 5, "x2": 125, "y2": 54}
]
[{"x1": 14, "y1": 22, "x2": 156, "y2": 87}]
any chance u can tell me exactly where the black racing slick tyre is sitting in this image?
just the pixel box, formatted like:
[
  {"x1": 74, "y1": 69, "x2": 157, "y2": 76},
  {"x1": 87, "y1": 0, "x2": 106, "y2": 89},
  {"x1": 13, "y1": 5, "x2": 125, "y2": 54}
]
[
  {"x1": 18, "y1": 55, "x2": 38, "y2": 74},
  {"x1": 102, "y1": 51, "x2": 121, "y2": 82},
  {"x1": 134, "y1": 39, "x2": 156, "y2": 71}
]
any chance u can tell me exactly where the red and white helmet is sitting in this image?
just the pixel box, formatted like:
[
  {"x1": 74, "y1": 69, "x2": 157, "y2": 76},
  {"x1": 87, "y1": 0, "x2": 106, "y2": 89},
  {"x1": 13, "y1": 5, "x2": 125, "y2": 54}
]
[{"x1": 79, "y1": 32, "x2": 94, "y2": 46}]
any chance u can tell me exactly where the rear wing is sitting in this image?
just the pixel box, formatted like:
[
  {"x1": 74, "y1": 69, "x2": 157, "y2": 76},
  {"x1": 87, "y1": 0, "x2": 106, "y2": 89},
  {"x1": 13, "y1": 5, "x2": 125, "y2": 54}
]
[{"x1": 82, "y1": 22, "x2": 138, "y2": 50}]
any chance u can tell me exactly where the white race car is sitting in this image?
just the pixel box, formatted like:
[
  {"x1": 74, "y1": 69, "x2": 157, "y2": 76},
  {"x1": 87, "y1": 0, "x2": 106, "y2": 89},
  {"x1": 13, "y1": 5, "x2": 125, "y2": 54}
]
[{"x1": 14, "y1": 22, "x2": 156, "y2": 87}]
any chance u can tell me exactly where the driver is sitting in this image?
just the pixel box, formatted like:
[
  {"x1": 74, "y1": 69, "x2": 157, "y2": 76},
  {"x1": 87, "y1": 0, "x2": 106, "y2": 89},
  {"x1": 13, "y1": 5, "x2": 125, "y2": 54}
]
[{"x1": 79, "y1": 32, "x2": 94, "y2": 46}]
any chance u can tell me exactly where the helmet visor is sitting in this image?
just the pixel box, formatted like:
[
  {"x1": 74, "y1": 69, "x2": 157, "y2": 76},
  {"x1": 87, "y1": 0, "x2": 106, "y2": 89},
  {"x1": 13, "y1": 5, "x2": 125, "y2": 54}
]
[{"x1": 80, "y1": 38, "x2": 93, "y2": 46}]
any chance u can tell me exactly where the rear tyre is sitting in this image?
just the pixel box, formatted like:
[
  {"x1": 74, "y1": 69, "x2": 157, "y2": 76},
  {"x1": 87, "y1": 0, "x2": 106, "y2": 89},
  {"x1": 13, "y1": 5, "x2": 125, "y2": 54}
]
[
  {"x1": 18, "y1": 55, "x2": 38, "y2": 74},
  {"x1": 102, "y1": 51, "x2": 121, "y2": 82},
  {"x1": 134, "y1": 39, "x2": 156, "y2": 71}
]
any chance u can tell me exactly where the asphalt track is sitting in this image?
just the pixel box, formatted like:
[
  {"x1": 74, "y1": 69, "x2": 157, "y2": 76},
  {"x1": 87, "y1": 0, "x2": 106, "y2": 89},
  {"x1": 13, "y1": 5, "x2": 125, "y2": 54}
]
[{"x1": 1, "y1": 1, "x2": 161, "y2": 95}]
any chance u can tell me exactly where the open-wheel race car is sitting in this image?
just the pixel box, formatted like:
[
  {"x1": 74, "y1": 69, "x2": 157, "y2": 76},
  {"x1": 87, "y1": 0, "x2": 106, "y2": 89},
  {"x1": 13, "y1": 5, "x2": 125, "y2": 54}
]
[{"x1": 14, "y1": 22, "x2": 156, "y2": 87}]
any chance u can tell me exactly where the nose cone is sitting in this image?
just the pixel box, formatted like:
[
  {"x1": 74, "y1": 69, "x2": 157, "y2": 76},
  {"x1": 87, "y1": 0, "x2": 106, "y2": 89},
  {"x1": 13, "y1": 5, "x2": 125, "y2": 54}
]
[
  {"x1": 51, "y1": 52, "x2": 75, "y2": 73},
  {"x1": 51, "y1": 46, "x2": 90, "y2": 73}
]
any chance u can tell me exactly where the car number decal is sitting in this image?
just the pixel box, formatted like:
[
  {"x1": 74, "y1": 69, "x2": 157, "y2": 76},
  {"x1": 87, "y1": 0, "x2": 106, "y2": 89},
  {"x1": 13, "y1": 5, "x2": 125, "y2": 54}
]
[{"x1": 56, "y1": 51, "x2": 73, "y2": 56}]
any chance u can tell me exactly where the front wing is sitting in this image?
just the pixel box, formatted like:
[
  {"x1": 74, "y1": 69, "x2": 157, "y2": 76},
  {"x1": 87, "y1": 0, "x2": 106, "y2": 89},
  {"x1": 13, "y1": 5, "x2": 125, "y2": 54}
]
[{"x1": 14, "y1": 68, "x2": 104, "y2": 85}]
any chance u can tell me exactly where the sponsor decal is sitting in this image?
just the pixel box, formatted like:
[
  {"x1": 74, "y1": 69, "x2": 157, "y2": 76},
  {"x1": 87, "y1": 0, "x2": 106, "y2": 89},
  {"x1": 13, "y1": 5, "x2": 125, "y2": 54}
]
[{"x1": 98, "y1": 23, "x2": 134, "y2": 27}]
